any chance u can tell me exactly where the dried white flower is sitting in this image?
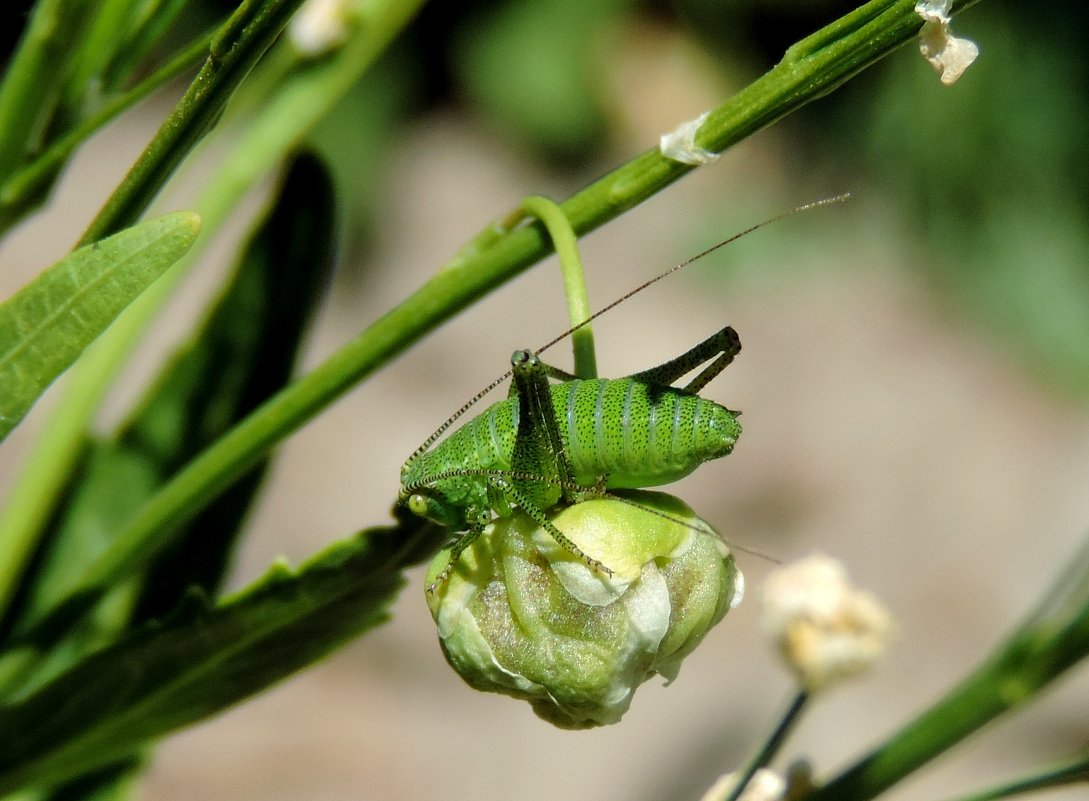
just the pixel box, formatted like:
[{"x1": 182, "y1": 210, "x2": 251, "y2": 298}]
[
  {"x1": 289, "y1": 0, "x2": 357, "y2": 57},
  {"x1": 916, "y1": 0, "x2": 979, "y2": 85},
  {"x1": 660, "y1": 111, "x2": 720, "y2": 165},
  {"x1": 762, "y1": 554, "x2": 893, "y2": 691},
  {"x1": 701, "y1": 769, "x2": 786, "y2": 801}
]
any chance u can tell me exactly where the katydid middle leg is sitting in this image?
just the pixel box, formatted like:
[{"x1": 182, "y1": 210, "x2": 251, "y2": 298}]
[{"x1": 506, "y1": 349, "x2": 611, "y2": 572}]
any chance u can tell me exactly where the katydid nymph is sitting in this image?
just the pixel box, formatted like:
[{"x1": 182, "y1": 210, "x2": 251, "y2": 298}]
[{"x1": 400, "y1": 196, "x2": 847, "y2": 590}]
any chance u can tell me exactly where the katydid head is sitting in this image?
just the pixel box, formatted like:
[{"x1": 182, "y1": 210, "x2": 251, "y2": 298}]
[
  {"x1": 405, "y1": 488, "x2": 466, "y2": 529},
  {"x1": 510, "y1": 350, "x2": 537, "y2": 369}
]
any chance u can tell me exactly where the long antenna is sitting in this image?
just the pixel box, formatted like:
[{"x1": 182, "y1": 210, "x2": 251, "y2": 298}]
[
  {"x1": 535, "y1": 193, "x2": 849, "y2": 358},
  {"x1": 404, "y1": 193, "x2": 850, "y2": 466}
]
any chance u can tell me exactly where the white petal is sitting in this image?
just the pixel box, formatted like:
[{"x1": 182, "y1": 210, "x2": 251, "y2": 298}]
[
  {"x1": 916, "y1": 0, "x2": 979, "y2": 85},
  {"x1": 660, "y1": 111, "x2": 720, "y2": 165}
]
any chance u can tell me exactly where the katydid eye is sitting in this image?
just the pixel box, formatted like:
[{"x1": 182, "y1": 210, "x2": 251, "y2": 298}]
[{"x1": 408, "y1": 494, "x2": 430, "y2": 516}]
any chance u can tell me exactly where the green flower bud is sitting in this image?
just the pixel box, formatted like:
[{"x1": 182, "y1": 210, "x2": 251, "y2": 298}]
[{"x1": 425, "y1": 490, "x2": 743, "y2": 729}]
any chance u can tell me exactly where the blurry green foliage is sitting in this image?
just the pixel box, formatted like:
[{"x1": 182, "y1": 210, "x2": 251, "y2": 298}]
[
  {"x1": 861, "y1": 10, "x2": 1089, "y2": 395},
  {"x1": 452, "y1": 0, "x2": 635, "y2": 163}
]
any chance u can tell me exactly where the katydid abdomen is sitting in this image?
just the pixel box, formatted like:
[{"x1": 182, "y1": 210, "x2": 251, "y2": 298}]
[
  {"x1": 401, "y1": 377, "x2": 741, "y2": 527},
  {"x1": 556, "y1": 378, "x2": 740, "y2": 486}
]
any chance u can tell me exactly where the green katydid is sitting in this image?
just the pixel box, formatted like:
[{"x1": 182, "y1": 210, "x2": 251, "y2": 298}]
[{"x1": 399, "y1": 195, "x2": 847, "y2": 588}]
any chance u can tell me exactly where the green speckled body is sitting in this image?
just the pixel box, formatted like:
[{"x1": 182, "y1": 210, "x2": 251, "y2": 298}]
[{"x1": 400, "y1": 377, "x2": 740, "y2": 528}]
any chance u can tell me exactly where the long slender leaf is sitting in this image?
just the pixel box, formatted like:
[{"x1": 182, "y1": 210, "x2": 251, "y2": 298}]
[
  {"x1": 20, "y1": 154, "x2": 335, "y2": 629},
  {"x1": 101, "y1": 0, "x2": 194, "y2": 93},
  {"x1": 0, "y1": 212, "x2": 200, "y2": 442},
  {"x1": 0, "y1": 512, "x2": 443, "y2": 796},
  {"x1": 41, "y1": 758, "x2": 142, "y2": 801},
  {"x1": 50, "y1": 0, "x2": 149, "y2": 134},
  {"x1": 0, "y1": 159, "x2": 337, "y2": 801},
  {"x1": 0, "y1": 156, "x2": 336, "y2": 717}
]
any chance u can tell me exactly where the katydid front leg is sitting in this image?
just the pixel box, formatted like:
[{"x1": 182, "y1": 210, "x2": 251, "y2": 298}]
[{"x1": 508, "y1": 349, "x2": 611, "y2": 575}]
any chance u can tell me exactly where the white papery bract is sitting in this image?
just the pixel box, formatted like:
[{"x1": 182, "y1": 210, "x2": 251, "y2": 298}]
[{"x1": 916, "y1": 0, "x2": 979, "y2": 85}]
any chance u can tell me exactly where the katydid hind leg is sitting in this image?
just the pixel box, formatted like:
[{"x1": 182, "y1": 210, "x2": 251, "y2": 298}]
[{"x1": 630, "y1": 326, "x2": 741, "y2": 389}]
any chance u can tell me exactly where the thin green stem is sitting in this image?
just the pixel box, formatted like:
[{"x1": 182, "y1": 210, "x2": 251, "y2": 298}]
[
  {"x1": 726, "y1": 691, "x2": 810, "y2": 801},
  {"x1": 516, "y1": 196, "x2": 597, "y2": 379},
  {"x1": 805, "y1": 537, "x2": 1089, "y2": 801},
  {"x1": 938, "y1": 756, "x2": 1089, "y2": 801},
  {"x1": 77, "y1": 0, "x2": 308, "y2": 245},
  {"x1": 15, "y1": 0, "x2": 989, "y2": 642},
  {"x1": 0, "y1": 29, "x2": 216, "y2": 236}
]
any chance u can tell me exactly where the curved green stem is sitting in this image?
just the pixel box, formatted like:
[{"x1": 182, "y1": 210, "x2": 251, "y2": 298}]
[{"x1": 515, "y1": 196, "x2": 597, "y2": 379}]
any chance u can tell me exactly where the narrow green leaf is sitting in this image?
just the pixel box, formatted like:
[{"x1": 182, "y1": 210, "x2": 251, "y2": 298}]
[
  {"x1": 0, "y1": 157, "x2": 335, "y2": 704},
  {"x1": 0, "y1": 0, "x2": 424, "y2": 613},
  {"x1": 0, "y1": 513, "x2": 443, "y2": 796},
  {"x1": 40, "y1": 758, "x2": 142, "y2": 801},
  {"x1": 51, "y1": 0, "x2": 151, "y2": 135},
  {"x1": 125, "y1": 154, "x2": 337, "y2": 624},
  {"x1": 0, "y1": 212, "x2": 200, "y2": 442},
  {"x1": 101, "y1": 0, "x2": 193, "y2": 93}
]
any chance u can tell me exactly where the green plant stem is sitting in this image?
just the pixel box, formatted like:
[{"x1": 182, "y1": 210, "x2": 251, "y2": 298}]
[
  {"x1": 77, "y1": 0, "x2": 308, "y2": 246},
  {"x1": 726, "y1": 691, "x2": 810, "y2": 801},
  {"x1": 805, "y1": 537, "x2": 1089, "y2": 801},
  {"x1": 939, "y1": 755, "x2": 1089, "y2": 801},
  {"x1": 23, "y1": 0, "x2": 988, "y2": 636},
  {"x1": 515, "y1": 196, "x2": 597, "y2": 379},
  {"x1": 0, "y1": 29, "x2": 216, "y2": 235}
]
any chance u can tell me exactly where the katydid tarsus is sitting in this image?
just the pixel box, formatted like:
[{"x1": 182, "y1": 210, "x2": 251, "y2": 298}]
[{"x1": 400, "y1": 195, "x2": 848, "y2": 590}]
